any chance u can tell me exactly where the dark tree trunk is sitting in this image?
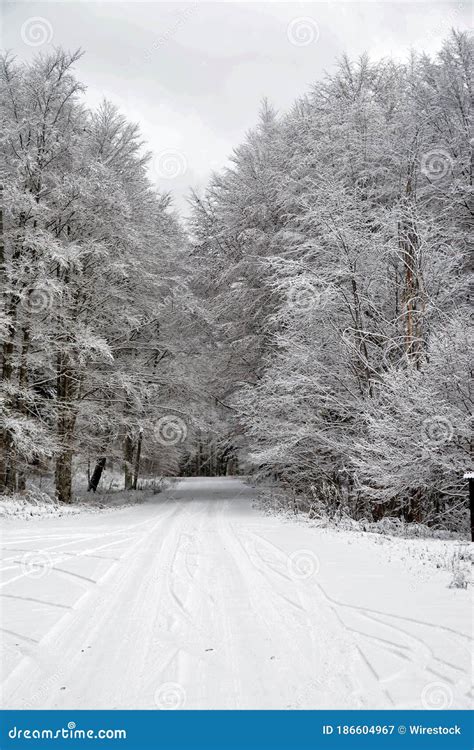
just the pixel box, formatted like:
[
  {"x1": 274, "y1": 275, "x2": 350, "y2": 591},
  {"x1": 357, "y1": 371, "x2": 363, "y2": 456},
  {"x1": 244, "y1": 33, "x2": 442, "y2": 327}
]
[
  {"x1": 196, "y1": 437, "x2": 201, "y2": 476},
  {"x1": 123, "y1": 433, "x2": 134, "y2": 490},
  {"x1": 469, "y1": 478, "x2": 474, "y2": 542},
  {"x1": 0, "y1": 182, "x2": 6, "y2": 490},
  {"x1": 15, "y1": 325, "x2": 31, "y2": 493},
  {"x1": 55, "y1": 446, "x2": 74, "y2": 503},
  {"x1": 55, "y1": 354, "x2": 76, "y2": 503},
  {"x1": 88, "y1": 457, "x2": 106, "y2": 492},
  {"x1": 1, "y1": 213, "x2": 26, "y2": 493},
  {"x1": 132, "y1": 431, "x2": 143, "y2": 490},
  {"x1": 1, "y1": 311, "x2": 18, "y2": 493}
]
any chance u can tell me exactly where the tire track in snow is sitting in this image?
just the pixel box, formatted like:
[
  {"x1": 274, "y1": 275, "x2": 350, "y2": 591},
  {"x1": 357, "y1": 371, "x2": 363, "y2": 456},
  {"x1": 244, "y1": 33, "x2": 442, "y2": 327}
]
[
  {"x1": 245, "y1": 528, "x2": 471, "y2": 708},
  {"x1": 1, "y1": 503, "x2": 182, "y2": 707}
]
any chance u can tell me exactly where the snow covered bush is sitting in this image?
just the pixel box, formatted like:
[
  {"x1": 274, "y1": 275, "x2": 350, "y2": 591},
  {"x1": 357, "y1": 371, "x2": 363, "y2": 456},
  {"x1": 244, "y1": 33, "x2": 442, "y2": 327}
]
[{"x1": 448, "y1": 547, "x2": 471, "y2": 590}]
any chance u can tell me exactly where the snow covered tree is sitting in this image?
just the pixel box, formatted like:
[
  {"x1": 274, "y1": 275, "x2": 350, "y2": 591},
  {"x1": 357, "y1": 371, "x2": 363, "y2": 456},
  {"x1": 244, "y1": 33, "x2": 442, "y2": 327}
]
[
  {"x1": 192, "y1": 31, "x2": 473, "y2": 532},
  {"x1": 0, "y1": 49, "x2": 197, "y2": 501}
]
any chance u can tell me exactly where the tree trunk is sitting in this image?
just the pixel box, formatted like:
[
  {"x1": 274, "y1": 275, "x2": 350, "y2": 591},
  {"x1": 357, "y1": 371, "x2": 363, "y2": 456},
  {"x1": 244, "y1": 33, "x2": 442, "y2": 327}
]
[
  {"x1": 196, "y1": 435, "x2": 201, "y2": 476},
  {"x1": 15, "y1": 325, "x2": 31, "y2": 493},
  {"x1": 468, "y1": 477, "x2": 474, "y2": 543},
  {"x1": 55, "y1": 445, "x2": 74, "y2": 503},
  {"x1": 1, "y1": 315, "x2": 18, "y2": 493},
  {"x1": 132, "y1": 430, "x2": 143, "y2": 490},
  {"x1": 0, "y1": 182, "x2": 6, "y2": 490},
  {"x1": 1, "y1": 212, "x2": 27, "y2": 493},
  {"x1": 88, "y1": 457, "x2": 106, "y2": 492},
  {"x1": 123, "y1": 433, "x2": 134, "y2": 490},
  {"x1": 55, "y1": 354, "x2": 76, "y2": 503}
]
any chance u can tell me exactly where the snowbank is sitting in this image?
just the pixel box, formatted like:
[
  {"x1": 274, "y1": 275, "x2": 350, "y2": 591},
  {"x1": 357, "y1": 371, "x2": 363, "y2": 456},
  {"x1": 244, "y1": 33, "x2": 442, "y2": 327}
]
[
  {"x1": 255, "y1": 486, "x2": 472, "y2": 588},
  {"x1": 0, "y1": 480, "x2": 168, "y2": 521}
]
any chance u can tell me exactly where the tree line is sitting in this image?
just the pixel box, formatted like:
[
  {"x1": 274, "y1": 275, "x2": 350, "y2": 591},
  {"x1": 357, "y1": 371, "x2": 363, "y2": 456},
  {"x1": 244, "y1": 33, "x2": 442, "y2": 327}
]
[
  {"x1": 0, "y1": 48, "x2": 225, "y2": 502},
  {"x1": 189, "y1": 31, "x2": 472, "y2": 532}
]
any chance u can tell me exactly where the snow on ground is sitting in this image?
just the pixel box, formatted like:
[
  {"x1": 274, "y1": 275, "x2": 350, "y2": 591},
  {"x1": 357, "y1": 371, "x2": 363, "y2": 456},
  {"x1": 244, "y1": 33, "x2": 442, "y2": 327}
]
[
  {"x1": 0, "y1": 477, "x2": 472, "y2": 710},
  {"x1": 0, "y1": 480, "x2": 168, "y2": 520},
  {"x1": 256, "y1": 501, "x2": 472, "y2": 590}
]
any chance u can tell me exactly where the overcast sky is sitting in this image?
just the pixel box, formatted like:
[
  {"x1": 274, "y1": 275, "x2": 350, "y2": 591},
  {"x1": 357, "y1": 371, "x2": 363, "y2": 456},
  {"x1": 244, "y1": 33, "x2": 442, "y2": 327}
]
[{"x1": 1, "y1": 1, "x2": 471, "y2": 213}]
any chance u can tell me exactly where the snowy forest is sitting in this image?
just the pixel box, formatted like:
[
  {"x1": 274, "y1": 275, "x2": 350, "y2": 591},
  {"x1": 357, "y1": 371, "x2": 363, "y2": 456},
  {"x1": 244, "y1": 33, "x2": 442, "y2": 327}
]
[{"x1": 0, "y1": 31, "x2": 472, "y2": 534}]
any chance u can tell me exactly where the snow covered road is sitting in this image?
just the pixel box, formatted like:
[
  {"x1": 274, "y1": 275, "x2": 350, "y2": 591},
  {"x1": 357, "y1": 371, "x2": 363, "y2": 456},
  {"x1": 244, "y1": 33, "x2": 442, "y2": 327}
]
[{"x1": 0, "y1": 477, "x2": 471, "y2": 710}]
